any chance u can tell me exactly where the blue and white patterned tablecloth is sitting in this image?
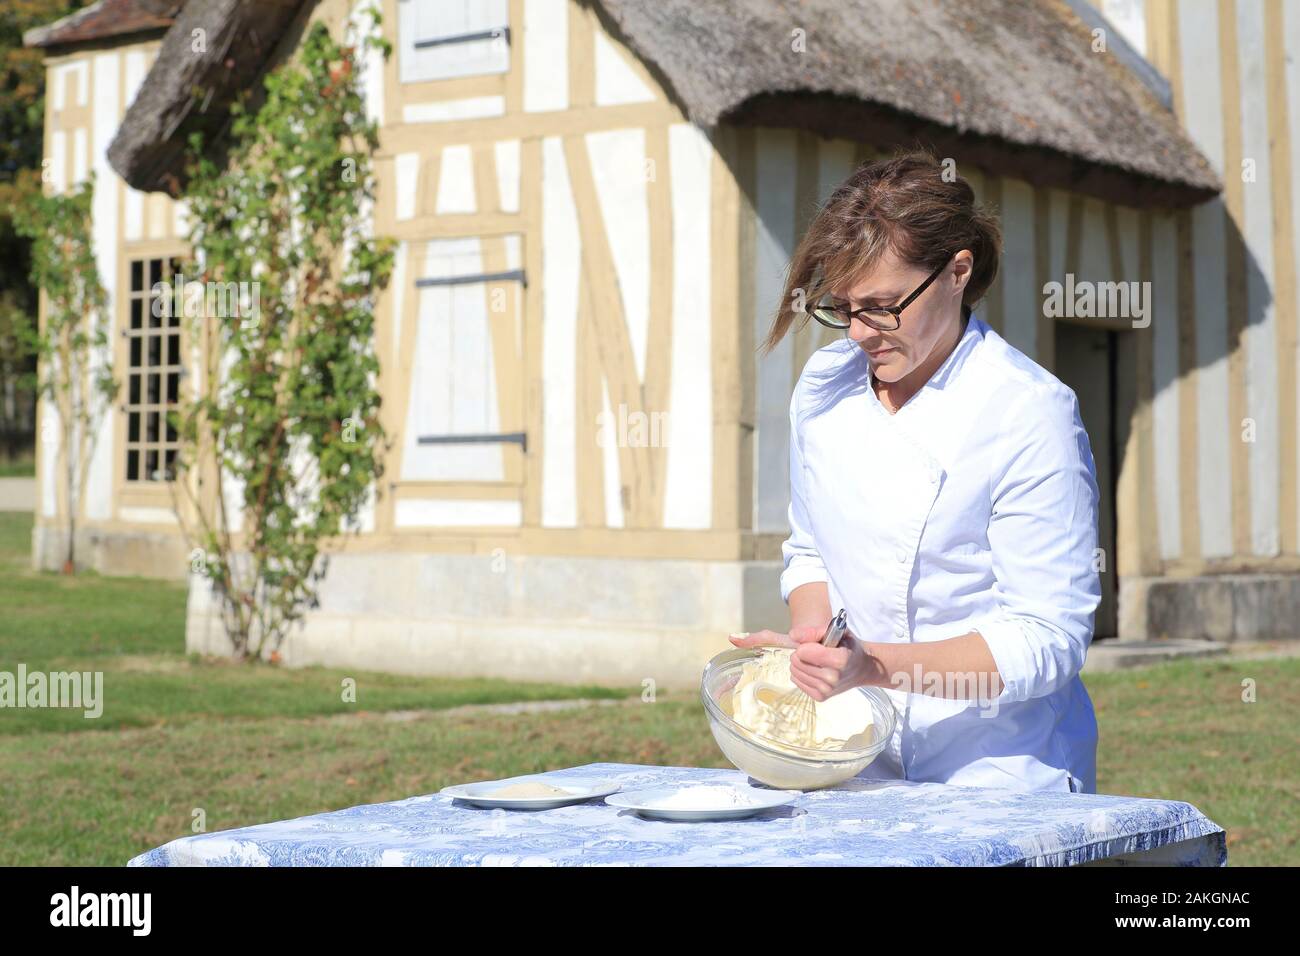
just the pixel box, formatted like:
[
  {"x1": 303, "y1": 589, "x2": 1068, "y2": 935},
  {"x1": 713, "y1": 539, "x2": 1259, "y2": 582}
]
[{"x1": 127, "y1": 762, "x2": 1227, "y2": 867}]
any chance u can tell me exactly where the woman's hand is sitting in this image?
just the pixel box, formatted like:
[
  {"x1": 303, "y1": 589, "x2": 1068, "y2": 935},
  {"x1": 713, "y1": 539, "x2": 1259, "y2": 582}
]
[
  {"x1": 789, "y1": 629, "x2": 874, "y2": 700},
  {"x1": 727, "y1": 624, "x2": 823, "y2": 649},
  {"x1": 729, "y1": 625, "x2": 874, "y2": 700}
]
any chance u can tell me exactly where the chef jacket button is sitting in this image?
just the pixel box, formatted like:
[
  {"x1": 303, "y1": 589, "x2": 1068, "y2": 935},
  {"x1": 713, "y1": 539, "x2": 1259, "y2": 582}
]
[
  {"x1": 895, "y1": 628, "x2": 907, "y2": 640},
  {"x1": 895, "y1": 549, "x2": 909, "y2": 562}
]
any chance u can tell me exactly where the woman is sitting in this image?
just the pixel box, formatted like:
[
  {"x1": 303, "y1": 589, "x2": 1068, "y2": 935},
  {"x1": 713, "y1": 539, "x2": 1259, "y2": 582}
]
[{"x1": 730, "y1": 150, "x2": 1102, "y2": 793}]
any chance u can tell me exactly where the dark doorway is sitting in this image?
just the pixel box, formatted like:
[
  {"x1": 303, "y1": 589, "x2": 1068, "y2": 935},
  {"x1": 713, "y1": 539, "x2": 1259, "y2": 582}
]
[{"x1": 1053, "y1": 322, "x2": 1123, "y2": 639}]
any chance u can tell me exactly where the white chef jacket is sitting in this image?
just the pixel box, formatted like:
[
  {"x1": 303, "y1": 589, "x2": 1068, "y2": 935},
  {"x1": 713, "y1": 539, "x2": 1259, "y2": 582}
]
[{"x1": 780, "y1": 314, "x2": 1102, "y2": 793}]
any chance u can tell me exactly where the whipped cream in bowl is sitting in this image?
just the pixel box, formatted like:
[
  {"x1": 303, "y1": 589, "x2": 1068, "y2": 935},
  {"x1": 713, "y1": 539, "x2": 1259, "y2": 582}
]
[
  {"x1": 730, "y1": 647, "x2": 878, "y2": 754},
  {"x1": 700, "y1": 647, "x2": 898, "y2": 790}
]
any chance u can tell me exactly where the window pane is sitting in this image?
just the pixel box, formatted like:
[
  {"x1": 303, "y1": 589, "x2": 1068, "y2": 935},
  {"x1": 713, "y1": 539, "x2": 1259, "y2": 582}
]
[
  {"x1": 166, "y1": 373, "x2": 179, "y2": 403},
  {"x1": 130, "y1": 297, "x2": 142, "y2": 329},
  {"x1": 127, "y1": 412, "x2": 139, "y2": 442},
  {"x1": 149, "y1": 259, "x2": 161, "y2": 288},
  {"x1": 129, "y1": 336, "x2": 141, "y2": 368},
  {"x1": 165, "y1": 416, "x2": 178, "y2": 443},
  {"x1": 126, "y1": 449, "x2": 139, "y2": 481},
  {"x1": 146, "y1": 412, "x2": 159, "y2": 442},
  {"x1": 128, "y1": 374, "x2": 140, "y2": 404},
  {"x1": 405, "y1": 235, "x2": 523, "y2": 482},
  {"x1": 164, "y1": 448, "x2": 177, "y2": 478},
  {"x1": 399, "y1": 0, "x2": 509, "y2": 83},
  {"x1": 145, "y1": 448, "x2": 158, "y2": 479},
  {"x1": 167, "y1": 334, "x2": 180, "y2": 366},
  {"x1": 148, "y1": 334, "x2": 161, "y2": 367},
  {"x1": 131, "y1": 260, "x2": 143, "y2": 292},
  {"x1": 147, "y1": 374, "x2": 160, "y2": 404},
  {"x1": 148, "y1": 292, "x2": 162, "y2": 327}
]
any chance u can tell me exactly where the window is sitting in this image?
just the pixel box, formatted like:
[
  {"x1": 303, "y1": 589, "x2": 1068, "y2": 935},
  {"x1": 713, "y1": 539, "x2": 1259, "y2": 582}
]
[
  {"x1": 402, "y1": 235, "x2": 525, "y2": 482},
  {"x1": 124, "y1": 257, "x2": 183, "y2": 482},
  {"x1": 398, "y1": 0, "x2": 510, "y2": 83}
]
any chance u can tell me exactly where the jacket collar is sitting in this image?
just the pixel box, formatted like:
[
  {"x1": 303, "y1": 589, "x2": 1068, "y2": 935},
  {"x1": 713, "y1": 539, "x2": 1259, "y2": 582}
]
[
  {"x1": 866, "y1": 312, "x2": 987, "y2": 407},
  {"x1": 924, "y1": 312, "x2": 986, "y2": 390}
]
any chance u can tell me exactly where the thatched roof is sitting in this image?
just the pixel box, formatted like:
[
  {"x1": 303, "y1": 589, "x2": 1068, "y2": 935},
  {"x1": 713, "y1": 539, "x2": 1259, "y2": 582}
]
[
  {"x1": 105, "y1": 0, "x2": 310, "y2": 196},
  {"x1": 595, "y1": 0, "x2": 1219, "y2": 205},
  {"x1": 87, "y1": 0, "x2": 1218, "y2": 205},
  {"x1": 23, "y1": 0, "x2": 178, "y2": 49}
]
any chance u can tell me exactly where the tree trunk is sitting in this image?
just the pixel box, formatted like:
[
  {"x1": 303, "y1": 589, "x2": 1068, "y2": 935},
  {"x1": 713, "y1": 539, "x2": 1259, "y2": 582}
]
[
  {"x1": 63, "y1": 454, "x2": 76, "y2": 574},
  {"x1": 63, "y1": 514, "x2": 75, "y2": 574}
]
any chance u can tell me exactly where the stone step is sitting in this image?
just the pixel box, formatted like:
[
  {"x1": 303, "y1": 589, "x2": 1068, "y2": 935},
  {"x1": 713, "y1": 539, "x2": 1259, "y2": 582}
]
[
  {"x1": 0, "y1": 477, "x2": 35, "y2": 512},
  {"x1": 1083, "y1": 638, "x2": 1229, "y2": 672}
]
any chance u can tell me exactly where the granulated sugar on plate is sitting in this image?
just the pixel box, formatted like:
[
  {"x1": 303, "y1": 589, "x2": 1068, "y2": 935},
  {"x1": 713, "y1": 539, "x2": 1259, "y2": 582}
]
[{"x1": 648, "y1": 786, "x2": 760, "y2": 809}]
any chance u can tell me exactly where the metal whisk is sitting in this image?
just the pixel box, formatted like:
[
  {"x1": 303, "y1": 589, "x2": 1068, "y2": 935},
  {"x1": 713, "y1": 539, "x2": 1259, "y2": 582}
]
[{"x1": 764, "y1": 609, "x2": 849, "y2": 744}]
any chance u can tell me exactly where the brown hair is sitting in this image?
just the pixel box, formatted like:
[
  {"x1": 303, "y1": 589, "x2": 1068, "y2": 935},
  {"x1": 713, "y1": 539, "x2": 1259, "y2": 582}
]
[{"x1": 763, "y1": 149, "x2": 1002, "y2": 353}]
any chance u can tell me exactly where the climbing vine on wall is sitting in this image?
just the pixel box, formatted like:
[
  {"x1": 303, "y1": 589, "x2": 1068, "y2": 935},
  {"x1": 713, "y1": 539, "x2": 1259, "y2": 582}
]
[
  {"x1": 16, "y1": 177, "x2": 117, "y2": 572},
  {"x1": 173, "y1": 12, "x2": 394, "y2": 660}
]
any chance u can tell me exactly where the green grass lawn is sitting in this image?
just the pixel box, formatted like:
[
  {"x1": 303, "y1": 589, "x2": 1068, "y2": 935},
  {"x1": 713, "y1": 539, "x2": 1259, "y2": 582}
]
[{"x1": 0, "y1": 511, "x2": 1296, "y2": 865}]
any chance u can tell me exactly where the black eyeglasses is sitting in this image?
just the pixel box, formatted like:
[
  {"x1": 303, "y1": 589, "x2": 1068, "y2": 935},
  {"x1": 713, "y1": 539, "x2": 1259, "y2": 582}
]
[{"x1": 811, "y1": 257, "x2": 951, "y2": 332}]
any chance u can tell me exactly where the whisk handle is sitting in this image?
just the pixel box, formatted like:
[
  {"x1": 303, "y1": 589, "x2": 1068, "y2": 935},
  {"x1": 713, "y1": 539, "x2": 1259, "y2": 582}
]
[{"x1": 822, "y1": 608, "x2": 849, "y2": 648}]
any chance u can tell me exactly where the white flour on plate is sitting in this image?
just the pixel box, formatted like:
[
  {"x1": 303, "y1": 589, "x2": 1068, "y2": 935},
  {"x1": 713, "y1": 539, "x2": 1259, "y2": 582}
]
[
  {"x1": 649, "y1": 786, "x2": 760, "y2": 809},
  {"x1": 489, "y1": 782, "x2": 573, "y2": 798}
]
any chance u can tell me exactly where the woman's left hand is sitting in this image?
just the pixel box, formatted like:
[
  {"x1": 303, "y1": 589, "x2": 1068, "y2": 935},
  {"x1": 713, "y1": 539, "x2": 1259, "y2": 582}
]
[
  {"x1": 727, "y1": 627, "x2": 804, "y2": 649},
  {"x1": 789, "y1": 629, "x2": 873, "y2": 701}
]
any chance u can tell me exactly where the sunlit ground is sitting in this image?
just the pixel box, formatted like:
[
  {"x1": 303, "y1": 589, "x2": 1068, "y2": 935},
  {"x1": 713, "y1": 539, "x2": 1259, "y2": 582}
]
[{"x1": 0, "y1": 512, "x2": 1293, "y2": 865}]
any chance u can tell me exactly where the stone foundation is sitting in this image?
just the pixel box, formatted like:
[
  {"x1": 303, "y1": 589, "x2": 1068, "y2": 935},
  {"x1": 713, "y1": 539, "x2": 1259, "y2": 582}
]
[
  {"x1": 32, "y1": 522, "x2": 189, "y2": 579},
  {"x1": 186, "y1": 551, "x2": 788, "y2": 689},
  {"x1": 1119, "y1": 573, "x2": 1300, "y2": 643},
  {"x1": 44, "y1": 521, "x2": 1299, "y2": 684}
]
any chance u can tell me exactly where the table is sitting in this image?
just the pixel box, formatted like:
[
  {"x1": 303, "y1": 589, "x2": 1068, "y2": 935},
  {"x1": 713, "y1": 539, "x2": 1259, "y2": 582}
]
[{"x1": 127, "y1": 762, "x2": 1227, "y2": 866}]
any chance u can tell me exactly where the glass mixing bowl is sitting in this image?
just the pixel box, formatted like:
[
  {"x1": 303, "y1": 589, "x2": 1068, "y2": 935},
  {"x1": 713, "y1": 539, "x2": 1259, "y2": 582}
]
[{"x1": 700, "y1": 647, "x2": 898, "y2": 790}]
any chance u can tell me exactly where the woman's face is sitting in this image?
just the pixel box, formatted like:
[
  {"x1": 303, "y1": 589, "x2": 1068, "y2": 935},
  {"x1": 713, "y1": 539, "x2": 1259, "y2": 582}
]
[{"x1": 836, "y1": 248, "x2": 970, "y2": 384}]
